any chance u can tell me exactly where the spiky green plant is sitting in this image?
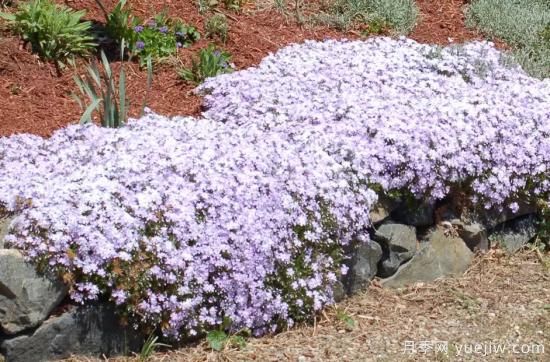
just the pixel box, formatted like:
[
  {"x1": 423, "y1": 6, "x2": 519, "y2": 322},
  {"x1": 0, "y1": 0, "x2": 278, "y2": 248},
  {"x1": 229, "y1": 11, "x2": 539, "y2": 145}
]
[
  {"x1": 139, "y1": 333, "x2": 170, "y2": 361},
  {"x1": 72, "y1": 42, "x2": 153, "y2": 128}
]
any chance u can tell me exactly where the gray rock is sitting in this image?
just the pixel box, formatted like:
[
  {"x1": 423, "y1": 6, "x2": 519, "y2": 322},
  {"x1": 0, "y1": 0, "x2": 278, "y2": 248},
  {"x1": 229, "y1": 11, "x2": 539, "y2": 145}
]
[
  {"x1": 473, "y1": 201, "x2": 539, "y2": 229},
  {"x1": 489, "y1": 214, "x2": 538, "y2": 253},
  {"x1": 381, "y1": 228, "x2": 474, "y2": 288},
  {"x1": 331, "y1": 281, "x2": 346, "y2": 303},
  {"x1": 373, "y1": 223, "x2": 417, "y2": 277},
  {"x1": 369, "y1": 195, "x2": 400, "y2": 225},
  {"x1": 0, "y1": 250, "x2": 67, "y2": 335},
  {"x1": 344, "y1": 241, "x2": 383, "y2": 294},
  {"x1": 448, "y1": 219, "x2": 489, "y2": 251},
  {"x1": 0, "y1": 217, "x2": 13, "y2": 249},
  {"x1": 391, "y1": 201, "x2": 434, "y2": 227},
  {"x1": 0, "y1": 304, "x2": 143, "y2": 362}
]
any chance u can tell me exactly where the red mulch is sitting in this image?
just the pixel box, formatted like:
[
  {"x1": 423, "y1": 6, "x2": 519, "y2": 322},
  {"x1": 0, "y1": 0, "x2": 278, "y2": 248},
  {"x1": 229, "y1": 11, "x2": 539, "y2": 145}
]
[{"x1": 0, "y1": 0, "x2": 499, "y2": 137}]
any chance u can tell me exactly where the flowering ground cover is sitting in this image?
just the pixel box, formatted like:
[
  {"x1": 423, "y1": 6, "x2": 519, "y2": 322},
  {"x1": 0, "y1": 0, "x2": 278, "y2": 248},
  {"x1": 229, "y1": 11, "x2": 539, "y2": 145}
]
[{"x1": 1, "y1": 37, "x2": 549, "y2": 342}]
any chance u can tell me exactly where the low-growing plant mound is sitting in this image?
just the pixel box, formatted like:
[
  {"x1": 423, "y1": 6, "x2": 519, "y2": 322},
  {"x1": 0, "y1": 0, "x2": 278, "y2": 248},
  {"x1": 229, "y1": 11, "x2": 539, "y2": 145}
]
[
  {"x1": 0, "y1": 117, "x2": 376, "y2": 338},
  {"x1": 1, "y1": 37, "x2": 550, "y2": 340},
  {"x1": 198, "y1": 37, "x2": 550, "y2": 207}
]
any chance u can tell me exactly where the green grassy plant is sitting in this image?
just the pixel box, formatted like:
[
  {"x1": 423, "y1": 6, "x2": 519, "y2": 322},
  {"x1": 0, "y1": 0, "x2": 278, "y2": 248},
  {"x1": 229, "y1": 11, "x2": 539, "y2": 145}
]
[
  {"x1": 205, "y1": 13, "x2": 229, "y2": 43},
  {"x1": 178, "y1": 44, "x2": 232, "y2": 84}
]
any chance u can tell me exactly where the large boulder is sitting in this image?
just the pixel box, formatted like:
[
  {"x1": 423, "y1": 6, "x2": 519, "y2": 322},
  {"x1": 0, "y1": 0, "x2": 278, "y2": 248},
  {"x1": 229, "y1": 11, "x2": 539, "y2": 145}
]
[
  {"x1": 381, "y1": 228, "x2": 474, "y2": 288},
  {"x1": 0, "y1": 304, "x2": 143, "y2": 362},
  {"x1": 0, "y1": 250, "x2": 67, "y2": 335},
  {"x1": 489, "y1": 214, "x2": 538, "y2": 253},
  {"x1": 343, "y1": 241, "x2": 383, "y2": 294},
  {"x1": 373, "y1": 222, "x2": 417, "y2": 277}
]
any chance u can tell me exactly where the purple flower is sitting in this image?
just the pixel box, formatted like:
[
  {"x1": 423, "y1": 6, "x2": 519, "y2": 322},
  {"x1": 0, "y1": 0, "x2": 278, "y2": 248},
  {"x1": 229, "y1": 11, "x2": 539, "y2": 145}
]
[
  {"x1": 176, "y1": 42, "x2": 183, "y2": 48},
  {"x1": 133, "y1": 25, "x2": 144, "y2": 33},
  {"x1": 159, "y1": 26, "x2": 169, "y2": 34},
  {"x1": 135, "y1": 41, "x2": 145, "y2": 50},
  {"x1": 1, "y1": 37, "x2": 549, "y2": 341}
]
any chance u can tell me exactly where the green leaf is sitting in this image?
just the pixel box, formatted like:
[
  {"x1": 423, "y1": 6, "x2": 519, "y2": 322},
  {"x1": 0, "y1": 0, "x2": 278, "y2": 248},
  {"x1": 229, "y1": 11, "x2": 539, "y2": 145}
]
[
  {"x1": 206, "y1": 330, "x2": 228, "y2": 351},
  {"x1": 229, "y1": 335, "x2": 246, "y2": 350},
  {"x1": 79, "y1": 97, "x2": 101, "y2": 124},
  {"x1": 336, "y1": 310, "x2": 356, "y2": 331}
]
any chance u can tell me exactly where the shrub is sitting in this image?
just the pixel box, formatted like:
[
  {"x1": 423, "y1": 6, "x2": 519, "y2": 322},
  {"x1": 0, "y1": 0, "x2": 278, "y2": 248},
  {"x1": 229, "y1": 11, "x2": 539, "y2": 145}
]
[
  {"x1": 0, "y1": 0, "x2": 95, "y2": 67},
  {"x1": 2, "y1": 38, "x2": 550, "y2": 341},
  {"x1": 131, "y1": 14, "x2": 200, "y2": 65},
  {"x1": 204, "y1": 13, "x2": 228, "y2": 43},
  {"x1": 465, "y1": 0, "x2": 550, "y2": 78},
  {"x1": 178, "y1": 45, "x2": 232, "y2": 84}
]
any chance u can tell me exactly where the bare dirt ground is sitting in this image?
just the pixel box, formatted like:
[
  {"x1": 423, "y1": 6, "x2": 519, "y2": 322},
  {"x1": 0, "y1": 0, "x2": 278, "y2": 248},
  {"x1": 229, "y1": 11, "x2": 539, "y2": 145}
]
[{"x1": 61, "y1": 248, "x2": 549, "y2": 362}]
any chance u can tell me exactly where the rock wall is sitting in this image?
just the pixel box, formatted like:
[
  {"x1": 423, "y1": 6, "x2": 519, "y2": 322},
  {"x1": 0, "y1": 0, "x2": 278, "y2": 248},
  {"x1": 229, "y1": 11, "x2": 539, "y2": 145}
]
[{"x1": 0, "y1": 195, "x2": 541, "y2": 361}]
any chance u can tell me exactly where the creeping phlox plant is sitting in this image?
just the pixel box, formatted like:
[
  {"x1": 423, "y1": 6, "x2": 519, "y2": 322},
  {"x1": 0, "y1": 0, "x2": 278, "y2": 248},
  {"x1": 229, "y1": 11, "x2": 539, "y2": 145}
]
[
  {"x1": 1, "y1": 37, "x2": 550, "y2": 340},
  {"x1": 198, "y1": 37, "x2": 550, "y2": 208},
  {"x1": 0, "y1": 116, "x2": 376, "y2": 338}
]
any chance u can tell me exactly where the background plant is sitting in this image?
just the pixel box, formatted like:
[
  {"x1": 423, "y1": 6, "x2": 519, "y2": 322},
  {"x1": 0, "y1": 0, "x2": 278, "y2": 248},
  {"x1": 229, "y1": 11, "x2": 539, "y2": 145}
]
[
  {"x1": 312, "y1": 0, "x2": 418, "y2": 33},
  {"x1": 101, "y1": 0, "x2": 139, "y2": 49},
  {"x1": 0, "y1": 0, "x2": 95, "y2": 68},
  {"x1": 204, "y1": 13, "x2": 229, "y2": 43},
  {"x1": 466, "y1": 0, "x2": 550, "y2": 78},
  {"x1": 178, "y1": 44, "x2": 232, "y2": 84}
]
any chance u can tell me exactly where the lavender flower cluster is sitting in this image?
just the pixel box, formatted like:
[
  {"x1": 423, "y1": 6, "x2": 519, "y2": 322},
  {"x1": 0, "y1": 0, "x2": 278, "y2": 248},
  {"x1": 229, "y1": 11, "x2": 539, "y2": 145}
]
[
  {"x1": 0, "y1": 116, "x2": 376, "y2": 338},
  {"x1": 199, "y1": 37, "x2": 550, "y2": 207},
  {"x1": 1, "y1": 37, "x2": 549, "y2": 339}
]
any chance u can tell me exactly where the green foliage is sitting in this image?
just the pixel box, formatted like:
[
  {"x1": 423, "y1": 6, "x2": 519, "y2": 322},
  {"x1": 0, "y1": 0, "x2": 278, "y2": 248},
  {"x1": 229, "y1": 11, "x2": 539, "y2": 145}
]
[
  {"x1": 72, "y1": 43, "x2": 153, "y2": 128},
  {"x1": 139, "y1": 332, "x2": 170, "y2": 361},
  {"x1": 206, "y1": 326, "x2": 248, "y2": 352},
  {"x1": 314, "y1": 0, "x2": 418, "y2": 34},
  {"x1": 0, "y1": 0, "x2": 95, "y2": 67},
  {"x1": 206, "y1": 330, "x2": 228, "y2": 351},
  {"x1": 466, "y1": 0, "x2": 550, "y2": 78},
  {"x1": 223, "y1": 0, "x2": 246, "y2": 11},
  {"x1": 205, "y1": 13, "x2": 229, "y2": 43},
  {"x1": 197, "y1": 0, "x2": 218, "y2": 14},
  {"x1": 178, "y1": 44, "x2": 232, "y2": 84},
  {"x1": 361, "y1": 14, "x2": 388, "y2": 35},
  {"x1": 335, "y1": 309, "x2": 356, "y2": 331},
  {"x1": 103, "y1": 0, "x2": 139, "y2": 48},
  {"x1": 197, "y1": 0, "x2": 245, "y2": 13},
  {"x1": 132, "y1": 14, "x2": 200, "y2": 66}
]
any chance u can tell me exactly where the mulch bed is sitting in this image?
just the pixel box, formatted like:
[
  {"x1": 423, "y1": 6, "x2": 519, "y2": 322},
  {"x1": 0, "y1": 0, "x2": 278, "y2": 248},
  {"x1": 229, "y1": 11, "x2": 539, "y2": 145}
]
[{"x1": 0, "y1": 0, "x2": 499, "y2": 138}]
